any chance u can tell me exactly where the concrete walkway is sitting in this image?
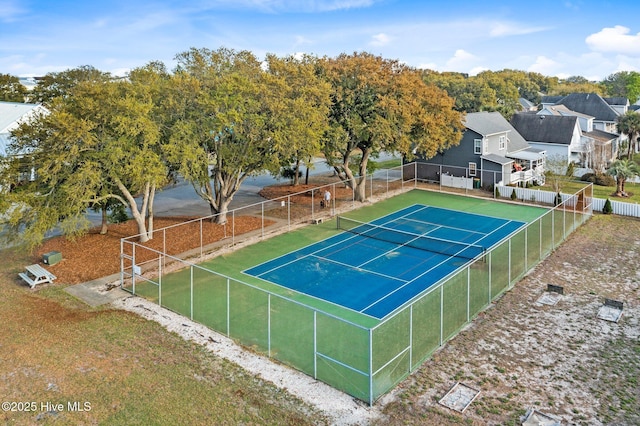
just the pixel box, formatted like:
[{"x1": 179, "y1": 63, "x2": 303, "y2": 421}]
[{"x1": 64, "y1": 273, "x2": 130, "y2": 307}]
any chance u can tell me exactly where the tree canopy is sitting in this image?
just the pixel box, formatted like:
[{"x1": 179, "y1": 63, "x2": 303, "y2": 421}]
[
  {"x1": 169, "y1": 48, "x2": 280, "y2": 223},
  {"x1": 322, "y1": 52, "x2": 464, "y2": 201},
  {"x1": 1, "y1": 65, "x2": 170, "y2": 247},
  {"x1": 0, "y1": 73, "x2": 27, "y2": 102}
]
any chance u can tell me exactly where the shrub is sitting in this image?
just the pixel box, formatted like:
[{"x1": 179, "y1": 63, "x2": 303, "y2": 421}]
[
  {"x1": 581, "y1": 172, "x2": 616, "y2": 186},
  {"x1": 554, "y1": 192, "x2": 562, "y2": 206},
  {"x1": 603, "y1": 198, "x2": 613, "y2": 214},
  {"x1": 495, "y1": 186, "x2": 500, "y2": 198},
  {"x1": 510, "y1": 189, "x2": 518, "y2": 200}
]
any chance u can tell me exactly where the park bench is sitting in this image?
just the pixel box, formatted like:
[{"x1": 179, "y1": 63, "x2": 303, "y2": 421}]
[{"x1": 18, "y1": 264, "x2": 57, "y2": 288}]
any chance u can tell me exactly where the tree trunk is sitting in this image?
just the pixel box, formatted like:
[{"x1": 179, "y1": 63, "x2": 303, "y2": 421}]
[
  {"x1": 293, "y1": 158, "x2": 300, "y2": 186},
  {"x1": 146, "y1": 183, "x2": 156, "y2": 239},
  {"x1": 353, "y1": 148, "x2": 371, "y2": 202},
  {"x1": 115, "y1": 178, "x2": 150, "y2": 243},
  {"x1": 616, "y1": 177, "x2": 625, "y2": 197},
  {"x1": 100, "y1": 207, "x2": 108, "y2": 235}
]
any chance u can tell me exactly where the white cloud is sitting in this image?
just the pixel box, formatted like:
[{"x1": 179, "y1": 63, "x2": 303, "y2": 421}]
[
  {"x1": 370, "y1": 32, "x2": 390, "y2": 47},
  {"x1": 488, "y1": 22, "x2": 548, "y2": 37},
  {"x1": 468, "y1": 66, "x2": 488, "y2": 76},
  {"x1": 586, "y1": 26, "x2": 640, "y2": 55},
  {"x1": 527, "y1": 55, "x2": 559, "y2": 75},
  {"x1": 445, "y1": 49, "x2": 478, "y2": 70}
]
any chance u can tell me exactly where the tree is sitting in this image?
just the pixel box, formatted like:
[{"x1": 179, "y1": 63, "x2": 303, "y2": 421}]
[
  {"x1": 421, "y1": 70, "x2": 496, "y2": 113},
  {"x1": 607, "y1": 159, "x2": 639, "y2": 197},
  {"x1": 602, "y1": 71, "x2": 640, "y2": 104},
  {"x1": 474, "y1": 71, "x2": 520, "y2": 118},
  {"x1": 0, "y1": 73, "x2": 27, "y2": 102},
  {"x1": 0, "y1": 66, "x2": 170, "y2": 247},
  {"x1": 550, "y1": 76, "x2": 603, "y2": 96},
  {"x1": 167, "y1": 47, "x2": 284, "y2": 224},
  {"x1": 617, "y1": 111, "x2": 640, "y2": 159},
  {"x1": 29, "y1": 65, "x2": 112, "y2": 106},
  {"x1": 321, "y1": 52, "x2": 464, "y2": 201},
  {"x1": 264, "y1": 53, "x2": 331, "y2": 186}
]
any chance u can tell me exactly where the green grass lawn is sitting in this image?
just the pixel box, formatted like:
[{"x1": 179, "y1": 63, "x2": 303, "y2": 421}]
[{"x1": 0, "y1": 247, "x2": 329, "y2": 425}]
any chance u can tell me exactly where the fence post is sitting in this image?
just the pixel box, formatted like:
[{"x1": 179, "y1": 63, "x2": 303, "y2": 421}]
[
  {"x1": 200, "y1": 218, "x2": 203, "y2": 259},
  {"x1": 287, "y1": 195, "x2": 291, "y2": 230},
  {"x1": 332, "y1": 183, "x2": 336, "y2": 216}
]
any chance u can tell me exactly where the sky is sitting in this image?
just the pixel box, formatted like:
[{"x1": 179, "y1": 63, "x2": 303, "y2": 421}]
[{"x1": 1, "y1": 0, "x2": 639, "y2": 81}]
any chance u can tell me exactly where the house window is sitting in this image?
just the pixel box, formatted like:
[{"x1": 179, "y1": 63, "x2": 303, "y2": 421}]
[
  {"x1": 499, "y1": 136, "x2": 506, "y2": 150},
  {"x1": 469, "y1": 162, "x2": 477, "y2": 176},
  {"x1": 474, "y1": 139, "x2": 482, "y2": 154}
]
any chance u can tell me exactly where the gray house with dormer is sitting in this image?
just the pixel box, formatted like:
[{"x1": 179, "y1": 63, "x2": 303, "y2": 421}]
[
  {"x1": 540, "y1": 93, "x2": 625, "y2": 134},
  {"x1": 422, "y1": 111, "x2": 546, "y2": 188}
]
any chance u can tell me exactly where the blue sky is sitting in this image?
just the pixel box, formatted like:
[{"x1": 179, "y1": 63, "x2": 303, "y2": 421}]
[{"x1": 1, "y1": 0, "x2": 639, "y2": 81}]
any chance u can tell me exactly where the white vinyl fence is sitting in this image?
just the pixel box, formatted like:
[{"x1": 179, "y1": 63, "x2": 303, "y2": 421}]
[{"x1": 496, "y1": 184, "x2": 640, "y2": 218}]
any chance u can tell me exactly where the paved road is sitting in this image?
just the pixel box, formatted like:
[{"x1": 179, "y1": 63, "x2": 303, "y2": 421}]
[{"x1": 4, "y1": 154, "x2": 400, "y2": 245}]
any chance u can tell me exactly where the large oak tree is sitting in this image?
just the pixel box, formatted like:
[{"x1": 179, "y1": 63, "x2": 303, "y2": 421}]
[
  {"x1": 321, "y1": 52, "x2": 464, "y2": 201},
  {"x1": 1, "y1": 64, "x2": 170, "y2": 247}
]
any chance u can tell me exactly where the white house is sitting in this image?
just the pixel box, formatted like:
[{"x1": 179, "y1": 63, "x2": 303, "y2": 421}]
[
  {"x1": 0, "y1": 102, "x2": 49, "y2": 185},
  {"x1": 0, "y1": 101, "x2": 48, "y2": 157}
]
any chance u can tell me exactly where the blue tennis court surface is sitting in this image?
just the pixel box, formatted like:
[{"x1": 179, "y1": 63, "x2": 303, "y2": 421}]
[{"x1": 245, "y1": 204, "x2": 525, "y2": 319}]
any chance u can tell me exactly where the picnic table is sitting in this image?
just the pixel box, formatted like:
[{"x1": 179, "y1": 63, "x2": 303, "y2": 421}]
[{"x1": 19, "y1": 264, "x2": 57, "y2": 288}]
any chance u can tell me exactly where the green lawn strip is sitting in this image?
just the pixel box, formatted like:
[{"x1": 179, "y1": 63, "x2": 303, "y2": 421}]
[
  {"x1": 541, "y1": 176, "x2": 640, "y2": 202},
  {"x1": 0, "y1": 250, "x2": 326, "y2": 425},
  {"x1": 156, "y1": 190, "x2": 549, "y2": 332}
]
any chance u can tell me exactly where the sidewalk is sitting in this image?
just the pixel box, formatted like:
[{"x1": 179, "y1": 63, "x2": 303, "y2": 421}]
[{"x1": 64, "y1": 273, "x2": 129, "y2": 307}]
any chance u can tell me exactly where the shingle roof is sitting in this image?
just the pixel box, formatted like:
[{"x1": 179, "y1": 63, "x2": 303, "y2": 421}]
[
  {"x1": 464, "y1": 111, "x2": 529, "y2": 154},
  {"x1": 511, "y1": 113, "x2": 578, "y2": 145},
  {"x1": 584, "y1": 129, "x2": 618, "y2": 144},
  {"x1": 541, "y1": 95, "x2": 563, "y2": 105},
  {"x1": 540, "y1": 104, "x2": 593, "y2": 119},
  {"x1": 551, "y1": 93, "x2": 619, "y2": 121},
  {"x1": 603, "y1": 97, "x2": 629, "y2": 106}
]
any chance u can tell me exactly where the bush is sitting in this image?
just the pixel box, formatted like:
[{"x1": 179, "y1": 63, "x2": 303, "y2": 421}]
[
  {"x1": 580, "y1": 172, "x2": 616, "y2": 186},
  {"x1": 554, "y1": 192, "x2": 562, "y2": 206},
  {"x1": 603, "y1": 198, "x2": 613, "y2": 214},
  {"x1": 510, "y1": 189, "x2": 518, "y2": 200},
  {"x1": 495, "y1": 186, "x2": 500, "y2": 198}
]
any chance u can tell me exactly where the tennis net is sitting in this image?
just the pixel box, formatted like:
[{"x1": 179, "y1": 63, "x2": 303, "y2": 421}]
[{"x1": 337, "y1": 216, "x2": 485, "y2": 260}]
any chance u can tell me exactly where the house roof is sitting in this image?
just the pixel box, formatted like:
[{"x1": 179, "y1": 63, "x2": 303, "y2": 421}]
[
  {"x1": 539, "y1": 104, "x2": 593, "y2": 119},
  {"x1": 0, "y1": 101, "x2": 47, "y2": 157},
  {"x1": 0, "y1": 133, "x2": 11, "y2": 156},
  {"x1": 540, "y1": 95, "x2": 563, "y2": 105},
  {"x1": 481, "y1": 153, "x2": 513, "y2": 165},
  {"x1": 584, "y1": 129, "x2": 618, "y2": 144},
  {"x1": 603, "y1": 97, "x2": 629, "y2": 106},
  {"x1": 518, "y1": 97, "x2": 535, "y2": 110},
  {"x1": 511, "y1": 113, "x2": 579, "y2": 145},
  {"x1": 549, "y1": 93, "x2": 619, "y2": 122},
  {"x1": 464, "y1": 111, "x2": 529, "y2": 154},
  {"x1": 0, "y1": 101, "x2": 44, "y2": 133}
]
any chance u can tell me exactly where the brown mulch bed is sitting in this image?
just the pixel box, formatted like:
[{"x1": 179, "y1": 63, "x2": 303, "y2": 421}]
[
  {"x1": 34, "y1": 216, "x2": 269, "y2": 285},
  {"x1": 32, "y1": 182, "x2": 337, "y2": 286},
  {"x1": 30, "y1": 180, "x2": 366, "y2": 285}
]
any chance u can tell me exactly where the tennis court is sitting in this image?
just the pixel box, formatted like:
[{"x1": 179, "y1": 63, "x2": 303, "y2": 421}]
[
  {"x1": 122, "y1": 187, "x2": 593, "y2": 404},
  {"x1": 245, "y1": 204, "x2": 525, "y2": 319}
]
